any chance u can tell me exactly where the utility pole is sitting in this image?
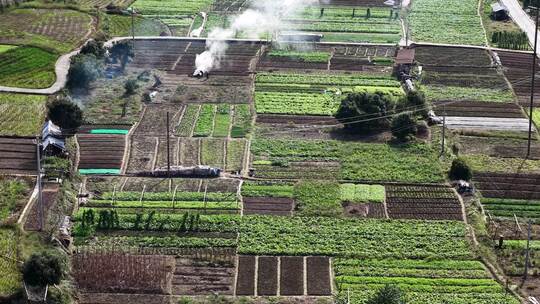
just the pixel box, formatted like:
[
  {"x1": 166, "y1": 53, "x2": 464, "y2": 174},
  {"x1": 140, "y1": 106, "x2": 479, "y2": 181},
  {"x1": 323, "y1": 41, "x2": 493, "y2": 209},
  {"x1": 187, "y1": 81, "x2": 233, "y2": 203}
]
[
  {"x1": 523, "y1": 220, "x2": 532, "y2": 281},
  {"x1": 166, "y1": 111, "x2": 171, "y2": 178},
  {"x1": 36, "y1": 137, "x2": 44, "y2": 232},
  {"x1": 440, "y1": 112, "x2": 446, "y2": 157},
  {"x1": 528, "y1": 5, "x2": 539, "y2": 157}
]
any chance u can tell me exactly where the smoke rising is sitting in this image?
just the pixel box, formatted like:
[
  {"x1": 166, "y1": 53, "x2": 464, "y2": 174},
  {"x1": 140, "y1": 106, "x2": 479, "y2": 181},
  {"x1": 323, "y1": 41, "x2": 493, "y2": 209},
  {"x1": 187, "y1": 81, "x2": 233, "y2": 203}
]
[{"x1": 194, "y1": 0, "x2": 323, "y2": 74}]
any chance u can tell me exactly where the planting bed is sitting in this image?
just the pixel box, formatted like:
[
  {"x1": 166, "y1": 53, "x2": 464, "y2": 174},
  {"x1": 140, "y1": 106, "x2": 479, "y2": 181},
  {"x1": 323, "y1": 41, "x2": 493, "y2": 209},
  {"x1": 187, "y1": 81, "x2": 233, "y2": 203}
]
[
  {"x1": 409, "y1": 0, "x2": 485, "y2": 45},
  {"x1": 0, "y1": 228, "x2": 19, "y2": 298},
  {"x1": 242, "y1": 197, "x2": 295, "y2": 216},
  {"x1": 433, "y1": 101, "x2": 526, "y2": 119},
  {"x1": 77, "y1": 134, "x2": 126, "y2": 171},
  {"x1": 0, "y1": 136, "x2": 37, "y2": 175},
  {"x1": 0, "y1": 46, "x2": 57, "y2": 88},
  {"x1": 126, "y1": 136, "x2": 158, "y2": 174},
  {"x1": 474, "y1": 172, "x2": 540, "y2": 200},
  {"x1": 134, "y1": 104, "x2": 184, "y2": 136},
  {"x1": 0, "y1": 9, "x2": 92, "y2": 53},
  {"x1": 0, "y1": 93, "x2": 46, "y2": 137},
  {"x1": 0, "y1": 176, "x2": 33, "y2": 225},
  {"x1": 498, "y1": 51, "x2": 540, "y2": 107},
  {"x1": 385, "y1": 184, "x2": 463, "y2": 221},
  {"x1": 130, "y1": 40, "x2": 190, "y2": 70},
  {"x1": 172, "y1": 257, "x2": 235, "y2": 295},
  {"x1": 23, "y1": 182, "x2": 59, "y2": 231},
  {"x1": 482, "y1": 198, "x2": 540, "y2": 222},
  {"x1": 235, "y1": 255, "x2": 331, "y2": 296}
]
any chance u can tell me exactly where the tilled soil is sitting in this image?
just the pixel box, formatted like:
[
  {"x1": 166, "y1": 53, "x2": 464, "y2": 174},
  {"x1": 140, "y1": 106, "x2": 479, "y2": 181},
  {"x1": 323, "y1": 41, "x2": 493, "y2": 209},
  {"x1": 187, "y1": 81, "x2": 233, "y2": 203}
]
[
  {"x1": 0, "y1": 136, "x2": 37, "y2": 175},
  {"x1": 78, "y1": 134, "x2": 126, "y2": 169},
  {"x1": 243, "y1": 197, "x2": 295, "y2": 216},
  {"x1": 474, "y1": 172, "x2": 540, "y2": 200},
  {"x1": 306, "y1": 256, "x2": 332, "y2": 296}
]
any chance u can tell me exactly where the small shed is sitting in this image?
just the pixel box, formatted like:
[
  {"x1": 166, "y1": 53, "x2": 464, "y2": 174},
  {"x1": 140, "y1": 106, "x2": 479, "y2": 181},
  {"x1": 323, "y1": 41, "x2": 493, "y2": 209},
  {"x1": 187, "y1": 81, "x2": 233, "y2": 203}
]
[
  {"x1": 491, "y1": 2, "x2": 509, "y2": 21},
  {"x1": 395, "y1": 48, "x2": 415, "y2": 78},
  {"x1": 42, "y1": 136, "x2": 66, "y2": 156},
  {"x1": 41, "y1": 120, "x2": 62, "y2": 139}
]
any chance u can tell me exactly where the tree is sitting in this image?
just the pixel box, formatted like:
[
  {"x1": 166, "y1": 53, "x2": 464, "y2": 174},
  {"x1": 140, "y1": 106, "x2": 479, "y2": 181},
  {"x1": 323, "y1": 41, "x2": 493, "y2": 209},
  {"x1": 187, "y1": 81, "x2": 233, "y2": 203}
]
[
  {"x1": 391, "y1": 112, "x2": 417, "y2": 141},
  {"x1": 366, "y1": 285, "x2": 405, "y2": 304},
  {"x1": 110, "y1": 41, "x2": 134, "y2": 71},
  {"x1": 23, "y1": 251, "x2": 66, "y2": 287},
  {"x1": 124, "y1": 78, "x2": 139, "y2": 95},
  {"x1": 335, "y1": 91, "x2": 394, "y2": 132},
  {"x1": 449, "y1": 157, "x2": 472, "y2": 181},
  {"x1": 47, "y1": 97, "x2": 83, "y2": 130},
  {"x1": 403, "y1": 90, "x2": 428, "y2": 118},
  {"x1": 80, "y1": 39, "x2": 105, "y2": 58},
  {"x1": 67, "y1": 53, "x2": 103, "y2": 89}
]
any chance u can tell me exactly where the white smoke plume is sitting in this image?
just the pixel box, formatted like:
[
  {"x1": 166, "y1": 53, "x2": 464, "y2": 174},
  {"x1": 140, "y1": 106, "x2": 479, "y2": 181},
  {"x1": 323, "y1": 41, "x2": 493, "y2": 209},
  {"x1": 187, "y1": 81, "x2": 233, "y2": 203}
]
[{"x1": 194, "y1": 0, "x2": 323, "y2": 74}]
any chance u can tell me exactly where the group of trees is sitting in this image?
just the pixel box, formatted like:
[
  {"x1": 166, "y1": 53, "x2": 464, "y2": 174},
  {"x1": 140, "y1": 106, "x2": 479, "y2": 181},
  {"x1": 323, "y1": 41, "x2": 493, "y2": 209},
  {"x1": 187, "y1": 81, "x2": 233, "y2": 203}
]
[{"x1": 335, "y1": 90, "x2": 427, "y2": 142}]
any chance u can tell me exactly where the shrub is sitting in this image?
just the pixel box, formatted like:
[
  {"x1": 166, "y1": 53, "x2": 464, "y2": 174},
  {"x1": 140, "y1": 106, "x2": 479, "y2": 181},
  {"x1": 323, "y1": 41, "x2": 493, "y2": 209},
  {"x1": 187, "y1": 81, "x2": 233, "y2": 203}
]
[
  {"x1": 80, "y1": 40, "x2": 105, "y2": 58},
  {"x1": 449, "y1": 157, "x2": 472, "y2": 181},
  {"x1": 47, "y1": 97, "x2": 83, "y2": 130},
  {"x1": 366, "y1": 284, "x2": 405, "y2": 304},
  {"x1": 404, "y1": 90, "x2": 428, "y2": 117},
  {"x1": 124, "y1": 78, "x2": 139, "y2": 95},
  {"x1": 391, "y1": 112, "x2": 417, "y2": 141},
  {"x1": 23, "y1": 251, "x2": 66, "y2": 287},
  {"x1": 335, "y1": 92, "x2": 394, "y2": 132}
]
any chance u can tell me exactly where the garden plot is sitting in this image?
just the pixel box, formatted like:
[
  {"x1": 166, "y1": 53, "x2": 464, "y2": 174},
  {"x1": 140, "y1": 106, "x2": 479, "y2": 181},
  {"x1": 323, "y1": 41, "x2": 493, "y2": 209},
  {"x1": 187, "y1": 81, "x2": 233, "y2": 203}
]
[
  {"x1": 474, "y1": 172, "x2": 540, "y2": 200},
  {"x1": 0, "y1": 9, "x2": 92, "y2": 53},
  {"x1": 171, "y1": 256, "x2": 235, "y2": 295},
  {"x1": 455, "y1": 136, "x2": 540, "y2": 160},
  {"x1": 76, "y1": 0, "x2": 134, "y2": 8},
  {"x1": 0, "y1": 94, "x2": 46, "y2": 137},
  {"x1": 77, "y1": 134, "x2": 127, "y2": 173},
  {"x1": 133, "y1": 104, "x2": 184, "y2": 136},
  {"x1": 172, "y1": 40, "x2": 262, "y2": 76},
  {"x1": 165, "y1": 75, "x2": 253, "y2": 104},
  {"x1": 250, "y1": 139, "x2": 444, "y2": 183},
  {"x1": 498, "y1": 51, "x2": 540, "y2": 107},
  {"x1": 235, "y1": 255, "x2": 332, "y2": 296},
  {"x1": 409, "y1": 0, "x2": 485, "y2": 45},
  {"x1": 0, "y1": 46, "x2": 57, "y2": 88},
  {"x1": 23, "y1": 182, "x2": 60, "y2": 231},
  {"x1": 340, "y1": 183, "x2": 386, "y2": 218},
  {"x1": 414, "y1": 47, "x2": 514, "y2": 103},
  {"x1": 254, "y1": 72, "x2": 402, "y2": 116},
  {"x1": 0, "y1": 176, "x2": 33, "y2": 225},
  {"x1": 325, "y1": 0, "x2": 389, "y2": 7},
  {"x1": 385, "y1": 184, "x2": 463, "y2": 221},
  {"x1": 126, "y1": 136, "x2": 158, "y2": 173},
  {"x1": 0, "y1": 137, "x2": 37, "y2": 175},
  {"x1": 286, "y1": 6, "x2": 402, "y2": 44},
  {"x1": 482, "y1": 197, "x2": 540, "y2": 223},
  {"x1": 241, "y1": 182, "x2": 295, "y2": 216},
  {"x1": 100, "y1": 15, "x2": 169, "y2": 37},
  {"x1": 433, "y1": 101, "x2": 526, "y2": 118},
  {"x1": 129, "y1": 40, "x2": 190, "y2": 70},
  {"x1": 0, "y1": 228, "x2": 20, "y2": 298}
]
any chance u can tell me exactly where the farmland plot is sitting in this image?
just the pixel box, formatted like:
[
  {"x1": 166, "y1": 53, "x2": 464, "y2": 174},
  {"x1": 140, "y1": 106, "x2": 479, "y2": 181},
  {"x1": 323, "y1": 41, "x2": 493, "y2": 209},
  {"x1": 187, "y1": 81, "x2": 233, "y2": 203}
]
[
  {"x1": 409, "y1": 0, "x2": 486, "y2": 45},
  {"x1": 0, "y1": 93, "x2": 46, "y2": 136},
  {"x1": 0, "y1": 137, "x2": 37, "y2": 175},
  {"x1": 250, "y1": 139, "x2": 445, "y2": 183},
  {"x1": 254, "y1": 72, "x2": 403, "y2": 116},
  {"x1": 0, "y1": 228, "x2": 20, "y2": 298},
  {"x1": 77, "y1": 134, "x2": 127, "y2": 172},
  {"x1": 499, "y1": 51, "x2": 540, "y2": 106},
  {"x1": 0, "y1": 9, "x2": 92, "y2": 53},
  {"x1": 0, "y1": 46, "x2": 56, "y2": 88},
  {"x1": 0, "y1": 176, "x2": 33, "y2": 225}
]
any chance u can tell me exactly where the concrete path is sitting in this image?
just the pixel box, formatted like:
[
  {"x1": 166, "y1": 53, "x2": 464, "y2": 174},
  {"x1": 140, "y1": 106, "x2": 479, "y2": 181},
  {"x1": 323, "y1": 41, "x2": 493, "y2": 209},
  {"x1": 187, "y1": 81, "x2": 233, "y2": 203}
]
[
  {"x1": 501, "y1": 0, "x2": 540, "y2": 56},
  {"x1": 0, "y1": 49, "x2": 79, "y2": 95}
]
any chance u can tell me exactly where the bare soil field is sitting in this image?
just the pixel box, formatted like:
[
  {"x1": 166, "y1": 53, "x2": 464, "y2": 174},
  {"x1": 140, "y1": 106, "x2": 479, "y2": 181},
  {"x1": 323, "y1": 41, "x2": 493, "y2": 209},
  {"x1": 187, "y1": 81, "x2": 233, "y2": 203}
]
[
  {"x1": 498, "y1": 51, "x2": 540, "y2": 106},
  {"x1": 342, "y1": 202, "x2": 386, "y2": 218},
  {"x1": 23, "y1": 182, "x2": 59, "y2": 231},
  {"x1": 77, "y1": 134, "x2": 126, "y2": 170},
  {"x1": 133, "y1": 104, "x2": 184, "y2": 136},
  {"x1": 236, "y1": 256, "x2": 332, "y2": 296},
  {"x1": 457, "y1": 136, "x2": 540, "y2": 160},
  {"x1": 242, "y1": 197, "x2": 295, "y2": 216},
  {"x1": 0, "y1": 136, "x2": 37, "y2": 175},
  {"x1": 474, "y1": 172, "x2": 540, "y2": 199},
  {"x1": 414, "y1": 46, "x2": 493, "y2": 67},
  {"x1": 126, "y1": 136, "x2": 158, "y2": 173},
  {"x1": 385, "y1": 184, "x2": 463, "y2": 220},
  {"x1": 172, "y1": 257, "x2": 235, "y2": 295},
  {"x1": 433, "y1": 101, "x2": 526, "y2": 118}
]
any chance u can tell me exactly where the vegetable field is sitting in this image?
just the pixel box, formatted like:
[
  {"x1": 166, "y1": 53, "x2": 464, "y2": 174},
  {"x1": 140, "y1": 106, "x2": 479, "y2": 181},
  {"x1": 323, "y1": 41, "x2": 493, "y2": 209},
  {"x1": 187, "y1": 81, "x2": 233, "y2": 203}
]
[
  {"x1": 255, "y1": 72, "x2": 403, "y2": 116},
  {"x1": 0, "y1": 93, "x2": 46, "y2": 136},
  {"x1": 409, "y1": 0, "x2": 486, "y2": 45},
  {"x1": 0, "y1": 46, "x2": 56, "y2": 88},
  {"x1": 0, "y1": 228, "x2": 20, "y2": 297}
]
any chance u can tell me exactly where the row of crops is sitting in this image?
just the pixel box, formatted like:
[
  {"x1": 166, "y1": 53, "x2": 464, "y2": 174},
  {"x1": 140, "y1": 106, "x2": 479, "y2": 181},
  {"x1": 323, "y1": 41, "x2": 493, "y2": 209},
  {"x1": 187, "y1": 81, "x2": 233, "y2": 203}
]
[
  {"x1": 482, "y1": 198, "x2": 540, "y2": 222},
  {"x1": 250, "y1": 139, "x2": 444, "y2": 183},
  {"x1": 409, "y1": 0, "x2": 486, "y2": 45},
  {"x1": 0, "y1": 46, "x2": 57, "y2": 89},
  {"x1": 254, "y1": 72, "x2": 403, "y2": 116},
  {"x1": 176, "y1": 104, "x2": 251, "y2": 138},
  {"x1": 287, "y1": 7, "x2": 402, "y2": 43},
  {"x1": 0, "y1": 93, "x2": 47, "y2": 137}
]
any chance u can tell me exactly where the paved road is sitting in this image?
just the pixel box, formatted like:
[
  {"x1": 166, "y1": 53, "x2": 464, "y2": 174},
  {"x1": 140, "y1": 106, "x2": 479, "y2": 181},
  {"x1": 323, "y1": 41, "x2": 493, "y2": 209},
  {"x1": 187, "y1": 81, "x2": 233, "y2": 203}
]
[
  {"x1": 501, "y1": 0, "x2": 540, "y2": 56},
  {"x1": 0, "y1": 49, "x2": 79, "y2": 95}
]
